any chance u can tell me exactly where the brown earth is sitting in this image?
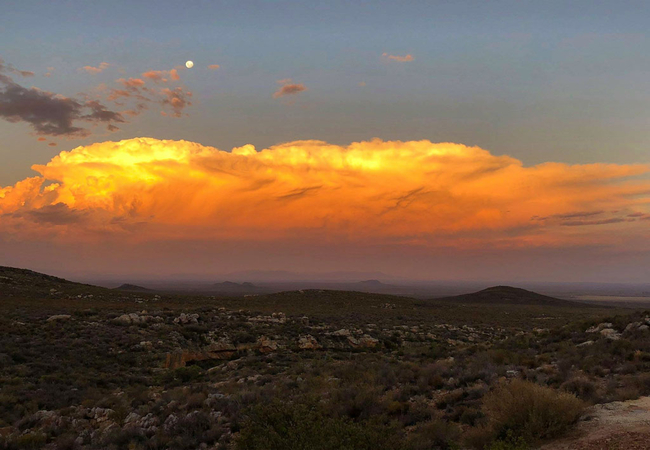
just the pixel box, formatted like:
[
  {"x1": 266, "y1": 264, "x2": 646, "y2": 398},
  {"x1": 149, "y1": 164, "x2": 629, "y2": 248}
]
[{"x1": 540, "y1": 397, "x2": 650, "y2": 449}]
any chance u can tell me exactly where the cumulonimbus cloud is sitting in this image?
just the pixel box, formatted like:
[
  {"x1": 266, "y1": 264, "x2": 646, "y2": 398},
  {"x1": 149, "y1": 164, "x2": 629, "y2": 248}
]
[{"x1": 1, "y1": 138, "x2": 648, "y2": 250}]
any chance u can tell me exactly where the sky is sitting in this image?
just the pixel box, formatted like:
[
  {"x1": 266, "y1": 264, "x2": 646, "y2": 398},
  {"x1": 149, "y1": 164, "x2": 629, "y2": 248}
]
[{"x1": 1, "y1": 1, "x2": 649, "y2": 282}]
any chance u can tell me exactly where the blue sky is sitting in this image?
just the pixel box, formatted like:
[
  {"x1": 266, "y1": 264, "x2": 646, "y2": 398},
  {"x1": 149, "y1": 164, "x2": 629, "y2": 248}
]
[{"x1": 2, "y1": 0, "x2": 650, "y2": 185}]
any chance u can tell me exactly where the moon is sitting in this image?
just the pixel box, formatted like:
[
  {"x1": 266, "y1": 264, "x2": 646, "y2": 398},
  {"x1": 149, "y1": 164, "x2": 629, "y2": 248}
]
[{"x1": 185, "y1": 61, "x2": 194, "y2": 69}]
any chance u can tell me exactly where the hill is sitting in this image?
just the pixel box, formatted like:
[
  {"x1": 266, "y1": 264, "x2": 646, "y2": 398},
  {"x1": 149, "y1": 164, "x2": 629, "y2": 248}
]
[
  {"x1": 438, "y1": 285, "x2": 579, "y2": 306},
  {"x1": 0, "y1": 266, "x2": 96, "y2": 297},
  {"x1": 115, "y1": 283, "x2": 150, "y2": 292}
]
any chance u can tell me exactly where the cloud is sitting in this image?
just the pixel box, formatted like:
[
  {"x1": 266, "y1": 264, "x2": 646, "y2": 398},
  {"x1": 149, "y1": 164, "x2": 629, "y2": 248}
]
[
  {"x1": 160, "y1": 87, "x2": 192, "y2": 117},
  {"x1": 0, "y1": 59, "x2": 125, "y2": 137},
  {"x1": 80, "y1": 62, "x2": 110, "y2": 74},
  {"x1": 44, "y1": 67, "x2": 54, "y2": 77},
  {"x1": 1, "y1": 138, "x2": 648, "y2": 251},
  {"x1": 0, "y1": 83, "x2": 125, "y2": 137},
  {"x1": 117, "y1": 78, "x2": 146, "y2": 88},
  {"x1": 142, "y1": 69, "x2": 180, "y2": 83},
  {"x1": 208, "y1": 64, "x2": 220, "y2": 70},
  {"x1": 273, "y1": 79, "x2": 307, "y2": 98},
  {"x1": 107, "y1": 70, "x2": 192, "y2": 118},
  {"x1": 382, "y1": 53, "x2": 414, "y2": 62}
]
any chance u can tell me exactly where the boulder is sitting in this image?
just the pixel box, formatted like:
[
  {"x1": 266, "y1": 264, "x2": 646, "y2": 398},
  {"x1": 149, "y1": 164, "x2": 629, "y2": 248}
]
[
  {"x1": 164, "y1": 340, "x2": 237, "y2": 369},
  {"x1": 586, "y1": 323, "x2": 613, "y2": 333},
  {"x1": 331, "y1": 328, "x2": 351, "y2": 337},
  {"x1": 46, "y1": 314, "x2": 71, "y2": 322},
  {"x1": 174, "y1": 313, "x2": 199, "y2": 325},
  {"x1": 348, "y1": 334, "x2": 379, "y2": 348},
  {"x1": 298, "y1": 334, "x2": 321, "y2": 350},
  {"x1": 257, "y1": 336, "x2": 278, "y2": 353},
  {"x1": 114, "y1": 313, "x2": 144, "y2": 325},
  {"x1": 600, "y1": 328, "x2": 621, "y2": 340}
]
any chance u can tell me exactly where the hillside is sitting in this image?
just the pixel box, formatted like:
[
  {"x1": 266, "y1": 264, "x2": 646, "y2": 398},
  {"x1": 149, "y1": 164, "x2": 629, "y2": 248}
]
[
  {"x1": 0, "y1": 266, "x2": 93, "y2": 297},
  {"x1": 438, "y1": 285, "x2": 579, "y2": 306}
]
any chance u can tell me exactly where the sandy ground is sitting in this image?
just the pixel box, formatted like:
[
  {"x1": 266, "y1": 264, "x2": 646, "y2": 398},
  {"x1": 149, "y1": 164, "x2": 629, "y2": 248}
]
[{"x1": 539, "y1": 397, "x2": 650, "y2": 449}]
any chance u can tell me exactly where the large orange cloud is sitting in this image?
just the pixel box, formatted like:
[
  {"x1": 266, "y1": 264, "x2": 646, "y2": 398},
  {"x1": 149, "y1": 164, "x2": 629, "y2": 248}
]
[{"x1": 1, "y1": 138, "x2": 649, "y2": 249}]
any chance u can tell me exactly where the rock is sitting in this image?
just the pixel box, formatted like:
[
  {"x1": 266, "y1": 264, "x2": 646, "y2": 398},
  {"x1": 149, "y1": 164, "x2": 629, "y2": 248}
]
[
  {"x1": 600, "y1": 328, "x2": 621, "y2": 340},
  {"x1": 348, "y1": 334, "x2": 379, "y2": 348},
  {"x1": 257, "y1": 336, "x2": 278, "y2": 353},
  {"x1": 298, "y1": 334, "x2": 321, "y2": 350},
  {"x1": 577, "y1": 340, "x2": 595, "y2": 347},
  {"x1": 586, "y1": 322, "x2": 613, "y2": 333},
  {"x1": 165, "y1": 340, "x2": 237, "y2": 369},
  {"x1": 114, "y1": 313, "x2": 144, "y2": 325},
  {"x1": 332, "y1": 328, "x2": 351, "y2": 337},
  {"x1": 163, "y1": 414, "x2": 178, "y2": 432},
  {"x1": 300, "y1": 316, "x2": 310, "y2": 325},
  {"x1": 625, "y1": 322, "x2": 640, "y2": 333},
  {"x1": 639, "y1": 325, "x2": 649, "y2": 332},
  {"x1": 174, "y1": 313, "x2": 199, "y2": 325},
  {"x1": 46, "y1": 314, "x2": 71, "y2": 322}
]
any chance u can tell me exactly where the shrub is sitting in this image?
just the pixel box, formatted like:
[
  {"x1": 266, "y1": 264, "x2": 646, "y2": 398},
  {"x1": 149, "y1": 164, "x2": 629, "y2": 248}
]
[
  {"x1": 480, "y1": 380, "x2": 584, "y2": 445},
  {"x1": 560, "y1": 376, "x2": 599, "y2": 403},
  {"x1": 405, "y1": 419, "x2": 461, "y2": 450},
  {"x1": 236, "y1": 401, "x2": 405, "y2": 450}
]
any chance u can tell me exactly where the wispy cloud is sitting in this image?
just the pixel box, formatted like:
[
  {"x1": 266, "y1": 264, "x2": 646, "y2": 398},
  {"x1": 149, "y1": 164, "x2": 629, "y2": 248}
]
[
  {"x1": 142, "y1": 69, "x2": 180, "y2": 83},
  {"x1": 382, "y1": 53, "x2": 414, "y2": 62},
  {"x1": 80, "y1": 62, "x2": 110, "y2": 74},
  {"x1": 273, "y1": 78, "x2": 307, "y2": 98},
  {"x1": 208, "y1": 64, "x2": 220, "y2": 70}
]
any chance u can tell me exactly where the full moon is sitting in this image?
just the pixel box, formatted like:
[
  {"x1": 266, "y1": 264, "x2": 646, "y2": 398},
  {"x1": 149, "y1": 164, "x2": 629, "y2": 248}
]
[{"x1": 185, "y1": 61, "x2": 194, "y2": 69}]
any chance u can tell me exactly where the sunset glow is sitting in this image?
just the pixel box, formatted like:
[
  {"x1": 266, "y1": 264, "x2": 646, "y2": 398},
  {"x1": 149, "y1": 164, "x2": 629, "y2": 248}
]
[{"x1": 1, "y1": 138, "x2": 648, "y2": 252}]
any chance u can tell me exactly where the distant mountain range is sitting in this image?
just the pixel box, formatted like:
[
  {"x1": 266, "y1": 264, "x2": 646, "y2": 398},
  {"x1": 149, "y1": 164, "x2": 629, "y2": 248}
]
[{"x1": 0, "y1": 266, "x2": 589, "y2": 307}]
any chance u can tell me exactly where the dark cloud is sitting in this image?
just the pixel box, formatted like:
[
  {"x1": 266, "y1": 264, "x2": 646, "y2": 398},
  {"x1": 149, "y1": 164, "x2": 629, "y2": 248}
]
[
  {"x1": 561, "y1": 218, "x2": 628, "y2": 227},
  {"x1": 0, "y1": 59, "x2": 124, "y2": 137},
  {"x1": 15, "y1": 203, "x2": 89, "y2": 225},
  {"x1": 532, "y1": 210, "x2": 605, "y2": 221},
  {"x1": 160, "y1": 87, "x2": 192, "y2": 117}
]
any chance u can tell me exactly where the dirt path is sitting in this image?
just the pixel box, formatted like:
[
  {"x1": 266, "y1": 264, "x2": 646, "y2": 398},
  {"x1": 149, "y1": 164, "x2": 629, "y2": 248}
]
[{"x1": 540, "y1": 397, "x2": 650, "y2": 449}]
